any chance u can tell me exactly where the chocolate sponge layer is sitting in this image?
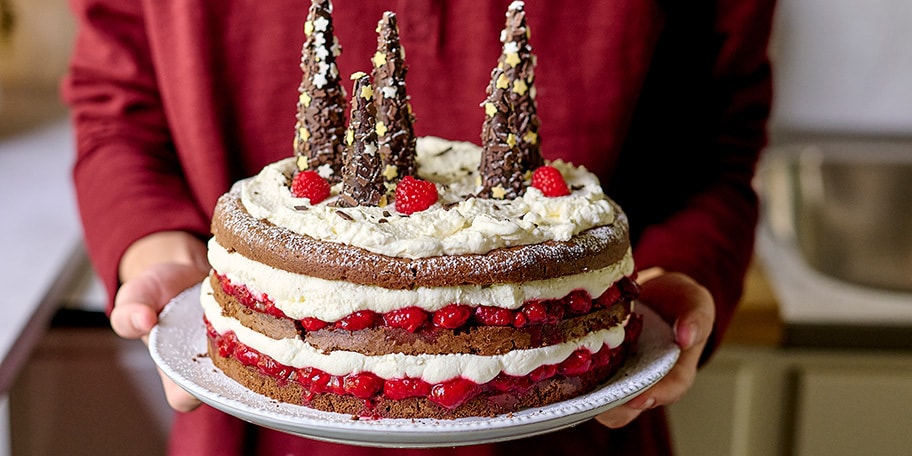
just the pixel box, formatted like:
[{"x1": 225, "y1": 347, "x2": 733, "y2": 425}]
[{"x1": 210, "y1": 188, "x2": 630, "y2": 290}]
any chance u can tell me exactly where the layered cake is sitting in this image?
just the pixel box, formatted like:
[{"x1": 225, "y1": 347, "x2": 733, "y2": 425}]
[{"x1": 201, "y1": 0, "x2": 642, "y2": 419}]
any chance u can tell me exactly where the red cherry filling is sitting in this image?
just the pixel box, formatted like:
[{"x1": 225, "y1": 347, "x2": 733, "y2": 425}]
[
  {"x1": 206, "y1": 317, "x2": 643, "y2": 410},
  {"x1": 216, "y1": 274, "x2": 639, "y2": 333},
  {"x1": 217, "y1": 274, "x2": 284, "y2": 318}
]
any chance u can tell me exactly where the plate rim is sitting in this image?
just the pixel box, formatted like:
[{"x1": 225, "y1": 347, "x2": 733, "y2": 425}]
[{"x1": 149, "y1": 282, "x2": 679, "y2": 448}]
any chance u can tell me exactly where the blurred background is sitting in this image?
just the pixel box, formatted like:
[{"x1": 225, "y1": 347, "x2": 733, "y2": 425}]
[{"x1": 1, "y1": 0, "x2": 910, "y2": 455}]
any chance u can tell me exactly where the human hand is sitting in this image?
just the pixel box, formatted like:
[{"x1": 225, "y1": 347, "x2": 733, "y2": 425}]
[
  {"x1": 595, "y1": 267, "x2": 715, "y2": 428},
  {"x1": 110, "y1": 231, "x2": 210, "y2": 412}
]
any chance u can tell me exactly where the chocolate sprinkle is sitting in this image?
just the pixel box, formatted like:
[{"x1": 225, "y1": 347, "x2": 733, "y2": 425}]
[
  {"x1": 337, "y1": 73, "x2": 386, "y2": 207},
  {"x1": 478, "y1": 1, "x2": 543, "y2": 199},
  {"x1": 372, "y1": 12, "x2": 417, "y2": 185},
  {"x1": 293, "y1": 0, "x2": 348, "y2": 182}
]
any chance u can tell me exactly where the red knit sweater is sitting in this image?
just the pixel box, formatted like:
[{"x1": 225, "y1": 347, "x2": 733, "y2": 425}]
[{"x1": 63, "y1": 0, "x2": 775, "y2": 454}]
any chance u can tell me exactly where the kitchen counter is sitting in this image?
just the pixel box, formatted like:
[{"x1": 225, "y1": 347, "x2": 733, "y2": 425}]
[{"x1": 723, "y1": 258, "x2": 784, "y2": 347}]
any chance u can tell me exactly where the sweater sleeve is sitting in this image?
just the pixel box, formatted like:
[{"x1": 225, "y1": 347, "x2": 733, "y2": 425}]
[
  {"x1": 62, "y1": 0, "x2": 210, "y2": 312},
  {"x1": 613, "y1": 0, "x2": 776, "y2": 361}
]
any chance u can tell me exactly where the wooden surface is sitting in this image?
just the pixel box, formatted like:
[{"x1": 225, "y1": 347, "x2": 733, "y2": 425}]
[{"x1": 723, "y1": 259, "x2": 784, "y2": 347}]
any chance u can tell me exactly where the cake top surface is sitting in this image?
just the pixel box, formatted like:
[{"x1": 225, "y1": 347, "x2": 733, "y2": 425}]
[{"x1": 240, "y1": 136, "x2": 618, "y2": 259}]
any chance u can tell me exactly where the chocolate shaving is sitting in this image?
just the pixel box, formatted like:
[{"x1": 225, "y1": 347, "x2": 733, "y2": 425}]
[
  {"x1": 293, "y1": 0, "x2": 348, "y2": 182},
  {"x1": 336, "y1": 210, "x2": 354, "y2": 221},
  {"x1": 478, "y1": 1, "x2": 543, "y2": 199},
  {"x1": 337, "y1": 73, "x2": 386, "y2": 207},
  {"x1": 372, "y1": 11, "x2": 417, "y2": 184}
]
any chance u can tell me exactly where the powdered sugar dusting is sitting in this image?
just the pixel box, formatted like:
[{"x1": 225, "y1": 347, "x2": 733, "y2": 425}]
[{"x1": 240, "y1": 137, "x2": 616, "y2": 259}]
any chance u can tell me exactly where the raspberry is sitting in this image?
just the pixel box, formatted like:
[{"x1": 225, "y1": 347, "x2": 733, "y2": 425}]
[
  {"x1": 531, "y1": 165, "x2": 570, "y2": 197},
  {"x1": 394, "y1": 175, "x2": 438, "y2": 215},
  {"x1": 383, "y1": 307, "x2": 428, "y2": 333},
  {"x1": 290, "y1": 170, "x2": 331, "y2": 204},
  {"x1": 432, "y1": 304, "x2": 473, "y2": 329}
]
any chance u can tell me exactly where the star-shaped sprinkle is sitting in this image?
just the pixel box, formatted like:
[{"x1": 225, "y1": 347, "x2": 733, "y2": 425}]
[
  {"x1": 383, "y1": 164, "x2": 399, "y2": 181},
  {"x1": 313, "y1": 16, "x2": 329, "y2": 32},
  {"x1": 505, "y1": 52, "x2": 521, "y2": 67},
  {"x1": 491, "y1": 185, "x2": 507, "y2": 199},
  {"x1": 512, "y1": 79, "x2": 528, "y2": 95},
  {"x1": 496, "y1": 72, "x2": 510, "y2": 89},
  {"x1": 373, "y1": 51, "x2": 387, "y2": 67},
  {"x1": 375, "y1": 121, "x2": 388, "y2": 137}
]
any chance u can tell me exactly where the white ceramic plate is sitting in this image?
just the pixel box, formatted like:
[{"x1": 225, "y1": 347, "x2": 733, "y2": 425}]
[{"x1": 149, "y1": 283, "x2": 679, "y2": 448}]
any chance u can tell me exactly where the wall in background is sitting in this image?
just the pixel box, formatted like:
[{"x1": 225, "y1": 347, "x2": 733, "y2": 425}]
[
  {"x1": 0, "y1": 0, "x2": 76, "y2": 91},
  {"x1": 769, "y1": 0, "x2": 912, "y2": 135}
]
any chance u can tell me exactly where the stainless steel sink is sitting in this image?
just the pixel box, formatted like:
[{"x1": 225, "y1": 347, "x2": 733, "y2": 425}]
[{"x1": 759, "y1": 140, "x2": 912, "y2": 293}]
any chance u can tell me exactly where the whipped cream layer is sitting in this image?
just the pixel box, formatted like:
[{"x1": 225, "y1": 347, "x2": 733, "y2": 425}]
[
  {"x1": 202, "y1": 279, "x2": 627, "y2": 384},
  {"x1": 208, "y1": 238, "x2": 634, "y2": 321},
  {"x1": 241, "y1": 136, "x2": 617, "y2": 258}
]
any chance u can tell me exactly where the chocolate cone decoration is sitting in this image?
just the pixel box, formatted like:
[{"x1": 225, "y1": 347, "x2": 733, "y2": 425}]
[
  {"x1": 372, "y1": 11, "x2": 417, "y2": 187},
  {"x1": 478, "y1": 1, "x2": 543, "y2": 199},
  {"x1": 293, "y1": 0, "x2": 347, "y2": 182},
  {"x1": 337, "y1": 73, "x2": 386, "y2": 207}
]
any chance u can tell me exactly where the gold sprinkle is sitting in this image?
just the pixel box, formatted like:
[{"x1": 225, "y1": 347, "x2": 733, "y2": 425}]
[
  {"x1": 484, "y1": 102, "x2": 497, "y2": 117},
  {"x1": 372, "y1": 51, "x2": 387, "y2": 68},
  {"x1": 506, "y1": 133, "x2": 516, "y2": 148},
  {"x1": 378, "y1": 194, "x2": 389, "y2": 208},
  {"x1": 375, "y1": 121, "x2": 388, "y2": 137},
  {"x1": 512, "y1": 79, "x2": 528, "y2": 95},
  {"x1": 496, "y1": 73, "x2": 510, "y2": 90},
  {"x1": 360, "y1": 84, "x2": 374, "y2": 100},
  {"x1": 345, "y1": 128, "x2": 354, "y2": 146},
  {"x1": 300, "y1": 127, "x2": 311, "y2": 141},
  {"x1": 505, "y1": 52, "x2": 521, "y2": 68},
  {"x1": 350, "y1": 71, "x2": 367, "y2": 80},
  {"x1": 491, "y1": 185, "x2": 507, "y2": 199},
  {"x1": 382, "y1": 164, "x2": 398, "y2": 181},
  {"x1": 304, "y1": 21, "x2": 314, "y2": 36},
  {"x1": 523, "y1": 130, "x2": 538, "y2": 144},
  {"x1": 299, "y1": 91, "x2": 312, "y2": 107},
  {"x1": 296, "y1": 155, "x2": 309, "y2": 171}
]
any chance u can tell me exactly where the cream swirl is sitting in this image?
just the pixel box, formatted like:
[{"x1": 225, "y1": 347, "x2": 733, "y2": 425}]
[{"x1": 240, "y1": 136, "x2": 616, "y2": 259}]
